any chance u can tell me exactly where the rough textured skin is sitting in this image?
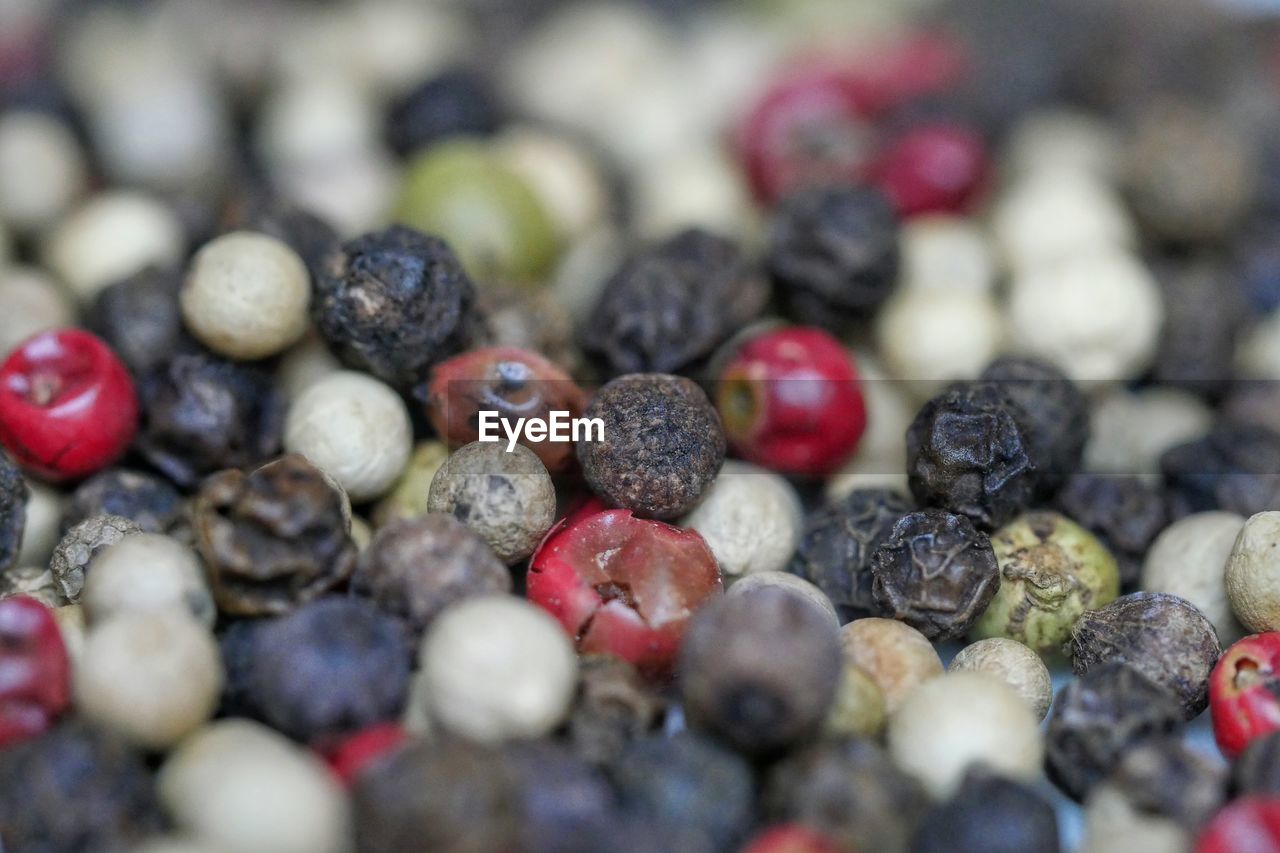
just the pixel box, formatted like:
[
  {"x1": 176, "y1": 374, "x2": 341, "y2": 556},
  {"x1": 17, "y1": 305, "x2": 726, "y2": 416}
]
[
  {"x1": 949, "y1": 637, "x2": 1053, "y2": 720},
  {"x1": 63, "y1": 468, "x2": 187, "y2": 538},
  {"x1": 0, "y1": 449, "x2": 26, "y2": 575},
  {"x1": 1057, "y1": 474, "x2": 1168, "y2": 588},
  {"x1": 577, "y1": 374, "x2": 725, "y2": 519},
  {"x1": 580, "y1": 229, "x2": 768, "y2": 377},
  {"x1": 1226, "y1": 511, "x2": 1280, "y2": 633},
  {"x1": 1161, "y1": 422, "x2": 1280, "y2": 518},
  {"x1": 979, "y1": 357, "x2": 1088, "y2": 494},
  {"x1": 840, "y1": 617, "x2": 943, "y2": 712},
  {"x1": 871, "y1": 509, "x2": 999, "y2": 640},
  {"x1": 314, "y1": 225, "x2": 477, "y2": 388},
  {"x1": 1105, "y1": 738, "x2": 1226, "y2": 831},
  {"x1": 50, "y1": 514, "x2": 141, "y2": 603},
  {"x1": 913, "y1": 769, "x2": 1060, "y2": 853},
  {"x1": 1067, "y1": 592, "x2": 1221, "y2": 719},
  {"x1": 566, "y1": 655, "x2": 664, "y2": 768}
]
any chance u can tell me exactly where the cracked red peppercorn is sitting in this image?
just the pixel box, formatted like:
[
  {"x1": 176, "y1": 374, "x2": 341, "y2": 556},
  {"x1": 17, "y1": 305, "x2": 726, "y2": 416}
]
[
  {"x1": 0, "y1": 596, "x2": 70, "y2": 748},
  {"x1": 1211, "y1": 633, "x2": 1280, "y2": 759}
]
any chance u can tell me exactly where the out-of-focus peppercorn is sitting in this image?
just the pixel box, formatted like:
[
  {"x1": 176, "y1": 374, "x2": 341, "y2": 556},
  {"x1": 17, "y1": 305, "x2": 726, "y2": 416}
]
[
  {"x1": 1058, "y1": 473, "x2": 1168, "y2": 589},
  {"x1": 1153, "y1": 262, "x2": 1245, "y2": 397},
  {"x1": 565, "y1": 654, "x2": 665, "y2": 768},
  {"x1": 63, "y1": 468, "x2": 187, "y2": 539},
  {"x1": 228, "y1": 193, "x2": 339, "y2": 285},
  {"x1": 1234, "y1": 731, "x2": 1280, "y2": 796},
  {"x1": 912, "y1": 768, "x2": 1060, "y2": 853},
  {"x1": 49, "y1": 514, "x2": 142, "y2": 603},
  {"x1": 0, "y1": 448, "x2": 25, "y2": 575},
  {"x1": 0, "y1": 596, "x2": 71, "y2": 747},
  {"x1": 86, "y1": 266, "x2": 190, "y2": 377},
  {"x1": 1100, "y1": 737, "x2": 1226, "y2": 832},
  {"x1": 1162, "y1": 421, "x2": 1280, "y2": 519},
  {"x1": 384, "y1": 67, "x2": 503, "y2": 158}
]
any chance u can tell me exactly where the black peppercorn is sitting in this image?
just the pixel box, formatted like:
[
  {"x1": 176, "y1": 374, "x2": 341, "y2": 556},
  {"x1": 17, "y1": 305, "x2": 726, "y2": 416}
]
[
  {"x1": 63, "y1": 468, "x2": 187, "y2": 539},
  {"x1": 1233, "y1": 731, "x2": 1280, "y2": 796},
  {"x1": 580, "y1": 229, "x2": 769, "y2": 377},
  {"x1": 565, "y1": 654, "x2": 665, "y2": 768},
  {"x1": 1102, "y1": 737, "x2": 1227, "y2": 831},
  {"x1": 135, "y1": 351, "x2": 284, "y2": 489},
  {"x1": 86, "y1": 266, "x2": 190, "y2": 377},
  {"x1": 245, "y1": 596, "x2": 411, "y2": 742},
  {"x1": 1067, "y1": 592, "x2": 1221, "y2": 720},
  {"x1": 979, "y1": 356, "x2": 1088, "y2": 493},
  {"x1": 576, "y1": 373, "x2": 725, "y2": 519},
  {"x1": 503, "y1": 740, "x2": 617, "y2": 853},
  {"x1": 1045, "y1": 663, "x2": 1183, "y2": 802},
  {"x1": 764, "y1": 736, "x2": 928, "y2": 853},
  {"x1": 1161, "y1": 420, "x2": 1280, "y2": 518},
  {"x1": 314, "y1": 225, "x2": 477, "y2": 388},
  {"x1": 229, "y1": 193, "x2": 340, "y2": 285},
  {"x1": 1153, "y1": 261, "x2": 1246, "y2": 397},
  {"x1": 767, "y1": 184, "x2": 899, "y2": 330},
  {"x1": 193, "y1": 454, "x2": 357, "y2": 616},
  {"x1": 385, "y1": 67, "x2": 503, "y2": 158},
  {"x1": 912, "y1": 768, "x2": 1060, "y2": 853},
  {"x1": 216, "y1": 617, "x2": 265, "y2": 719},
  {"x1": 906, "y1": 381, "x2": 1038, "y2": 530},
  {"x1": 1054, "y1": 474, "x2": 1168, "y2": 588},
  {"x1": 0, "y1": 449, "x2": 26, "y2": 575},
  {"x1": 870, "y1": 508, "x2": 999, "y2": 640},
  {"x1": 679, "y1": 587, "x2": 841, "y2": 756},
  {"x1": 788, "y1": 488, "x2": 912, "y2": 617}
]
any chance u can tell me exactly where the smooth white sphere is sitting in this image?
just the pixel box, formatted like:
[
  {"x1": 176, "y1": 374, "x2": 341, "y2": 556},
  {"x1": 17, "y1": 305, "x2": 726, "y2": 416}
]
[
  {"x1": 1144, "y1": 512, "x2": 1245, "y2": 644},
  {"x1": 1085, "y1": 387, "x2": 1213, "y2": 476},
  {"x1": 15, "y1": 481, "x2": 64, "y2": 569},
  {"x1": 994, "y1": 170, "x2": 1134, "y2": 271},
  {"x1": 0, "y1": 111, "x2": 88, "y2": 232},
  {"x1": 494, "y1": 125, "x2": 609, "y2": 242},
  {"x1": 900, "y1": 215, "x2": 994, "y2": 295},
  {"x1": 876, "y1": 289, "x2": 1005, "y2": 400},
  {"x1": 82, "y1": 533, "x2": 216, "y2": 628},
  {"x1": 681, "y1": 460, "x2": 803, "y2": 579}
]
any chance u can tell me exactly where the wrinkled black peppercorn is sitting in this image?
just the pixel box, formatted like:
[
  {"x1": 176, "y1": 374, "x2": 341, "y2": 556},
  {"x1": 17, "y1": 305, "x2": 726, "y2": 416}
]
[
  {"x1": 907, "y1": 381, "x2": 1039, "y2": 529},
  {"x1": 580, "y1": 229, "x2": 769, "y2": 377},
  {"x1": 314, "y1": 225, "x2": 477, "y2": 388},
  {"x1": 135, "y1": 351, "x2": 284, "y2": 489},
  {"x1": 245, "y1": 596, "x2": 411, "y2": 742},
  {"x1": 385, "y1": 67, "x2": 503, "y2": 158},
  {"x1": 912, "y1": 768, "x2": 1060, "y2": 853},
  {"x1": 979, "y1": 356, "x2": 1088, "y2": 493},
  {"x1": 763, "y1": 736, "x2": 928, "y2": 853},
  {"x1": 193, "y1": 454, "x2": 357, "y2": 616},
  {"x1": 767, "y1": 185, "x2": 899, "y2": 330},
  {"x1": 1054, "y1": 474, "x2": 1168, "y2": 588},
  {"x1": 1153, "y1": 262, "x2": 1245, "y2": 397},
  {"x1": 1233, "y1": 731, "x2": 1280, "y2": 796},
  {"x1": 577, "y1": 373, "x2": 725, "y2": 519},
  {"x1": 1104, "y1": 737, "x2": 1227, "y2": 831},
  {"x1": 1045, "y1": 663, "x2": 1183, "y2": 802},
  {"x1": 63, "y1": 468, "x2": 187, "y2": 539},
  {"x1": 503, "y1": 740, "x2": 617, "y2": 853},
  {"x1": 679, "y1": 587, "x2": 841, "y2": 756},
  {"x1": 0, "y1": 450, "x2": 26, "y2": 576},
  {"x1": 87, "y1": 266, "x2": 190, "y2": 377},
  {"x1": 1161, "y1": 421, "x2": 1280, "y2": 518},
  {"x1": 230, "y1": 194, "x2": 340, "y2": 284},
  {"x1": 565, "y1": 655, "x2": 665, "y2": 768},
  {"x1": 871, "y1": 508, "x2": 999, "y2": 640},
  {"x1": 788, "y1": 488, "x2": 912, "y2": 616}
]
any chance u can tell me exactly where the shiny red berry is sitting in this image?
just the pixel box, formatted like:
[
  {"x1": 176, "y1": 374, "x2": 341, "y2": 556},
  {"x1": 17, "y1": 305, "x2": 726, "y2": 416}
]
[
  {"x1": 869, "y1": 123, "x2": 988, "y2": 217},
  {"x1": 1211, "y1": 633, "x2": 1280, "y2": 758},
  {"x1": 0, "y1": 596, "x2": 71, "y2": 748},
  {"x1": 0, "y1": 329, "x2": 138, "y2": 482},
  {"x1": 743, "y1": 825, "x2": 842, "y2": 853},
  {"x1": 716, "y1": 327, "x2": 866, "y2": 476},
  {"x1": 320, "y1": 722, "x2": 408, "y2": 786},
  {"x1": 526, "y1": 508, "x2": 722, "y2": 679},
  {"x1": 1197, "y1": 796, "x2": 1280, "y2": 853}
]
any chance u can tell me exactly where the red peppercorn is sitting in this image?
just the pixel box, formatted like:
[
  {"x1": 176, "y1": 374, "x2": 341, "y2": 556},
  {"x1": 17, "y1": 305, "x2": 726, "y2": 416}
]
[
  {"x1": 845, "y1": 33, "x2": 969, "y2": 116},
  {"x1": 1211, "y1": 633, "x2": 1280, "y2": 759},
  {"x1": 526, "y1": 508, "x2": 722, "y2": 679},
  {"x1": 0, "y1": 596, "x2": 71, "y2": 748},
  {"x1": 0, "y1": 329, "x2": 137, "y2": 482},
  {"x1": 1197, "y1": 796, "x2": 1280, "y2": 853},
  {"x1": 716, "y1": 327, "x2": 866, "y2": 476},
  {"x1": 743, "y1": 825, "x2": 842, "y2": 853},
  {"x1": 869, "y1": 123, "x2": 988, "y2": 218},
  {"x1": 320, "y1": 722, "x2": 409, "y2": 786}
]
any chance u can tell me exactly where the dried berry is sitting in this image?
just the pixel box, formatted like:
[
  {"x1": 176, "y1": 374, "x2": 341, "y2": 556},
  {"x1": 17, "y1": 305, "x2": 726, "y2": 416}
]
[
  {"x1": 1210, "y1": 632, "x2": 1280, "y2": 758},
  {"x1": 385, "y1": 67, "x2": 503, "y2": 158},
  {"x1": 1234, "y1": 731, "x2": 1280, "y2": 796},
  {"x1": 871, "y1": 509, "x2": 999, "y2": 640},
  {"x1": 351, "y1": 513, "x2": 510, "y2": 638},
  {"x1": 314, "y1": 225, "x2": 477, "y2": 388},
  {"x1": 318, "y1": 722, "x2": 408, "y2": 787},
  {"x1": 216, "y1": 618, "x2": 264, "y2": 719},
  {"x1": 840, "y1": 617, "x2": 943, "y2": 712},
  {"x1": 580, "y1": 229, "x2": 768, "y2": 377},
  {"x1": 979, "y1": 355, "x2": 1088, "y2": 493},
  {"x1": 949, "y1": 637, "x2": 1053, "y2": 720},
  {"x1": 1102, "y1": 738, "x2": 1226, "y2": 831},
  {"x1": 767, "y1": 185, "x2": 899, "y2": 329},
  {"x1": 1056, "y1": 474, "x2": 1168, "y2": 588},
  {"x1": 0, "y1": 448, "x2": 25, "y2": 574},
  {"x1": 473, "y1": 286, "x2": 580, "y2": 376},
  {"x1": 577, "y1": 374, "x2": 725, "y2": 519},
  {"x1": 49, "y1": 514, "x2": 142, "y2": 603},
  {"x1": 229, "y1": 194, "x2": 339, "y2": 284},
  {"x1": 869, "y1": 122, "x2": 989, "y2": 217},
  {"x1": 788, "y1": 488, "x2": 912, "y2": 616},
  {"x1": 912, "y1": 769, "x2": 1060, "y2": 853},
  {"x1": 1153, "y1": 262, "x2": 1245, "y2": 396},
  {"x1": 502, "y1": 740, "x2": 616, "y2": 853},
  {"x1": 1045, "y1": 663, "x2": 1183, "y2": 802},
  {"x1": 1197, "y1": 796, "x2": 1280, "y2": 853},
  {"x1": 1162, "y1": 421, "x2": 1280, "y2": 518},
  {"x1": 193, "y1": 454, "x2": 357, "y2": 616},
  {"x1": 63, "y1": 468, "x2": 186, "y2": 538},
  {"x1": 1068, "y1": 592, "x2": 1221, "y2": 719},
  {"x1": 86, "y1": 266, "x2": 189, "y2": 377},
  {"x1": 0, "y1": 596, "x2": 71, "y2": 747},
  {"x1": 565, "y1": 654, "x2": 665, "y2": 767},
  {"x1": 0, "y1": 564, "x2": 60, "y2": 606}
]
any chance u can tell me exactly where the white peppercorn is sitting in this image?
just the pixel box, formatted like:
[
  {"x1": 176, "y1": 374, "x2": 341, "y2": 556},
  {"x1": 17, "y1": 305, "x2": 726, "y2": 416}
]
[
  {"x1": 81, "y1": 533, "x2": 215, "y2": 628},
  {"x1": 0, "y1": 110, "x2": 88, "y2": 232},
  {"x1": 900, "y1": 215, "x2": 995, "y2": 295},
  {"x1": 50, "y1": 514, "x2": 143, "y2": 603},
  {"x1": 1083, "y1": 784, "x2": 1193, "y2": 853},
  {"x1": 180, "y1": 231, "x2": 311, "y2": 361},
  {"x1": 726, "y1": 571, "x2": 838, "y2": 626},
  {"x1": 824, "y1": 662, "x2": 887, "y2": 738},
  {"x1": 0, "y1": 565, "x2": 61, "y2": 606},
  {"x1": 825, "y1": 353, "x2": 913, "y2": 499},
  {"x1": 494, "y1": 125, "x2": 610, "y2": 242},
  {"x1": 75, "y1": 611, "x2": 223, "y2": 750},
  {"x1": 680, "y1": 460, "x2": 803, "y2": 580},
  {"x1": 949, "y1": 637, "x2": 1053, "y2": 720},
  {"x1": 875, "y1": 289, "x2": 1005, "y2": 400},
  {"x1": 1143, "y1": 511, "x2": 1245, "y2": 643},
  {"x1": 15, "y1": 480, "x2": 64, "y2": 569},
  {"x1": 284, "y1": 371, "x2": 412, "y2": 502},
  {"x1": 1004, "y1": 110, "x2": 1122, "y2": 182},
  {"x1": 1084, "y1": 387, "x2": 1214, "y2": 476},
  {"x1": 840, "y1": 617, "x2": 943, "y2": 712},
  {"x1": 417, "y1": 595, "x2": 578, "y2": 743},
  {"x1": 1226, "y1": 511, "x2": 1280, "y2": 633},
  {"x1": 0, "y1": 266, "x2": 76, "y2": 357},
  {"x1": 276, "y1": 330, "x2": 344, "y2": 401},
  {"x1": 992, "y1": 170, "x2": 1135, "y2": 271}
]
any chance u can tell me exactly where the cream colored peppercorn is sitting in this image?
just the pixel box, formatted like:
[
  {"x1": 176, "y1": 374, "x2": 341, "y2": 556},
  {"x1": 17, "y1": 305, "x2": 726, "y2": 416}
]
[
  {"x1": 875, "y1": 289, "x2": 1005, "y2": 401},
  {"x1": 948, "y1": 638, "x2": 1053, "y2": 721},
  {"x1": 180, "y1": 231, "x2": 311, "y2": 360},
  {"x1": 1085, "y1": 387, "x2": 1213, "y2": 476},
  {"x1": 53, "y1": 604, "x2": 85, "y2": 667},
  {"x1": 0, "y1": 267, "x2": 75, "y2": 357},
  {"x1": 1144, "y1": 511, "x2": 1246, "y2": 643},
  {"x1": 276, "y1": 330, "x2": 344, "y2": 401},
  {"x1": 680, "y1": 460, "x2": 803, "y2": 580},
  {"x1": 1083, "y1": 783, "x2": 1192, "y2": 853},
  {"x1": 0, "y1": 111, "x2": 88, "y2": 232},
  {"x1": 418, "y1": 595, "x2": 578, "y2": 742},
  {"x1": 887, "y1": 671, "x2": 1043, "y2": 798},
  {"x1": 825, "y1": 352, "x2": 912, "y2": 499},
  {"x1": 15, "y1": 480, "x2": 64, "y2": 568},
  {"x1": 900, "y1": 215, "x2": 994, "y2": 295},
  {"x1": 840, "y1": 618, "x2": 943, "y2": 712},
  {"x1": 81, "y1": 533, "x2": 215, "y2": 628},
  {"x1": 823, "y1": 661, "x2": 887, "y2": 739},
  {"x1": 1227, "y1": 511, "x2": 1280, "y2": 633},
  {"x1": 726, "y1": 571, "x2": 838, "y2": 626},
  {"x1": 284, "y1": 371, "x2": 412, "y2": 502},
  {"x1": 1004, "y1": 110, "x2": 1122, "y2": 182},
  {"x1": 373, "y1": 440, "x2": 450, "y2": 528},
  {"x1": 75, "y1": 611, "x2": 223, "y2": 750},
  {"x1": 158, "y1": 719, "x2": 352, "y2": 853},
  {"x1": 993, "y1": 169, "x2": 1134, "y2": 271}
]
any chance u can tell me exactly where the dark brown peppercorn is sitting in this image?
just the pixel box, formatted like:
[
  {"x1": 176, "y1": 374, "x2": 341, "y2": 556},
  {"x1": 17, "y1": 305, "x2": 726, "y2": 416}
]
[
  {"x1": 577, "y1": 374, "x2": 725, "y2": 519},
  {"x1": 194, "y1": 454, "x2": 357, "y2": 616},
  {"x1": 1233, "y1": 731, "x2": 1280, "y2": 796},
  {"x1": 679, "y1": 587, "x2": 841, "y2": 756},
  {"x1": 0, "y1": 449, "x2": 26, "y2": 576},
  {"x1": 474, "y1": 286, "x2": 581, "y2": 376},
  {"x1": 228, "y1": 194, "x2": 339, "y2": 285},
  {"x1": 580, "y1": 229, "x2": 769, "y2": 377},
  {"x1": 86, "y1": 266, "x2": 190, "y2": 377},
  {"x1": 767, "y1": 185, "x2": 900, "y2": 331},
  {"x1": 1103, "y1": 737, "x2": 1227, "y2": 831},
  {"x1": 1045, "y1": 663, "x2": 1183, "y2": 802},
  {"x1": 135, "y1": 351, "x2": 284, "y2": 490},
  {"x1": 565, "y1": 655, "x2": 665, "y2": 768},
  {"x1": 979, "y1": 356, "x2": 1088, "y2": 494},
  {"x1": 1054, "y1": 474, "x2": 1168, "y2": 588},
  {"x1": 1067, "y1": 592, "x2": 1221, "y2": 719},
  {"x1": 788, "y1": 488, "x2": 912, "y2": 616},
  {"x1": 350, "y1": 513, "x2": 511, "y2": 638},
  {"x1": 314, "y1": 225, "x2": 477, "y2": 388},
  {"x1": 1161, "y1": 421, "x2": 1280, "y2": 518},
  {"x1": 1153, "y1": 261, "x2": 1246, "y2": 396},
  {"x1": 906, "y1": 381, "x2": 1038, "y2": 530},
  {"x1": 384, "y1": 67, "x2": 503, "y2": 159},
  {"x1": 912, "y1": 768, "x2": 1060, "y2": 853},
  {"x1": 63, "y1": 468, "x2": 187, "y2": 539},
  {"x1": 870, "y1": 509, "x2": 999, "y2": 640},
  {"x1": 763, "y1": 736, "x2": 928, "y2": 853}
]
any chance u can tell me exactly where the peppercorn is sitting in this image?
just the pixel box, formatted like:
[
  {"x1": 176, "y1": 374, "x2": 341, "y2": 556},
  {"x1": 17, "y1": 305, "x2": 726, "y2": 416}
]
[
  {"x1": 1225, "y1": 380, "x2": 1280, "y2": 437},
  {"x1": 473, "y1": 285, "x2": 582, "y2": 376},
  {"x1": 743, "y1": 825, "x2": 841, "y2": 853},
  {"x1": 980, "y1": 355, "x2": 1088, "y2": 493},
  {"x1": 0, "y1": 110, "x2": 87, "y2": 233},
  {"x1": 371, "y1": 441, "x2": 449, "y2": 528},
  {"x1": 135, "y1": 350, "x2": 284, "y2": 489},
  {"x1": 1226, "y1": 512, "x2": 1280, "y2": 634},
  {"x1": 50, "y1": 514, "x2": 142, "y2": 603},
  {"x1": 875, "y1": 288, "x2": 1004, "y2": 397},
  {"x1": 227, "y1": 194, "x2": 339, "y2": 285},
  {"x1": 1162, "y1": 421, "x2": 1280, "y2": 519},
  {"x1": 727, "y1": 571, "x2": 838, "y2": 625},
  {"x1": 385, "y1": 67, "x2": 503, "y2": 158},
  {"x1": 1153, "y1": 261, "x2": 1245, "y2": 396},
  {"x1": 0, "y1": 564, "x2": 60, "y2": 606},
  {"x1": 0, "y1": 596, "x2": 71, "y2": 747},
  {"x1": 1196, "y1": 796, "x2": 1280, "y2": 853},
  {"x1": 870, "y1": 509, "x2": 999, "y2": 640},
  {"x1": 1234, "y1": 731, "x2": 1280, "y2": 795},
  {"x1": 1068, "y1": 592, "x2": 1221, "y2": 719},
  {"x1": 86, "y1": 266, "x2": 190, "y2": 377},
  {"x1": 81, "y1": 533, "x2": 214, "y2": 627},
  {"x1": 1087, "y1": 386, "x2": 1212, "y2": 476},
  {"x1": 0, "y1": 448, "x2": 25, "y2": 575},
  {"x1": 1210, "y1": 633, "x2": 1280, "y2": 758},
  {"x1": 577, "y1": 374, "x2": 725, "y2": 519},
  {"x1": 1058, "y1": 473, "x2": 1168, "y2": 589},
  {"x1": 1045, "y1": 663, "x2": 1183, "y2": 802},
  {"x1": 0, "y1": 266, "x2": 76, "y2": 358},
  {"x1": 320, "y1": 721, "x2": 409, "y2": 787},
  {"x1": 64, "y1": 468, "x2": 188, "y2": 539},
  {"x1": 912, "y1": 768, "x2": 1061, "y2": 853},
  {"x1": 840, "y1": 616, "x2": 943, "y2": 712},
  {"x1": 950, "y1": 637, "x2": 1053, "y2": 720},
  {"x1": 313, "y1": 224, "x2": 477, "y2": 388},
  {"x1": 1099, "y1": 737, "x2": 1227, "y2": 832},
  {"x1": 763, "y1": 736, "x2": 928, "y2": 853},
  {"x1": 766, "y1": 185, "x2": 899, "y2": 330},
  {"x1": 580, "y1": 229, "x2": 768, "y2": 377},
  {"x1": 788, "y1": 489, "x2": 912, "y2": 616},
  {"x1": 565, "y1": 654, "x2": 665, "y2": 767},
  {"x1": 972, "y1": 510, "x2": 1121, "y2": 657},
  {"x1": 0, "y1": 721, "x2": 162, "y2": 851},
  {"x1": 906, "y1": 381, "x2": 1039, "y2": 529},
  {"x1": 215, "y1": 617, "x2": 264, "y2": 719},
  {"x1": 822, "y1": 661, "x2": 887, "y2": 738},
  {"x1": 679, "y1": 461, "x2": 803, "y2": 580}
]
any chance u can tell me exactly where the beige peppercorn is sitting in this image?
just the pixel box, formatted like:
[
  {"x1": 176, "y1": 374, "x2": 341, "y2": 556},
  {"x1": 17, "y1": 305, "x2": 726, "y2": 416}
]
[
  {"x1": 823, "y1": 662, "x2": 887, "y2": 739},
  {"x1": 373, "y1": 440, "x2": 450, "y2": 528},
  {"x1": 81, "y1": 533, "x2": 215, "y2": 627},
  {"x1": 726, "y1": 571, "x2": 838, "y2": 626},
  {"x1": 840, "y1": 618, "x2": 943, "y2": 712},
  {"x1": 949, "y1": 638, "x2": 1053, "y2": 721},
  {"x1": 0, "y1": 267, "x2": 75, "y2": 357},
  {"x1": 1144, "y1": 511, "x2": 1246, "y2": 643},
  {"x1": 680, "y1": 460, "x2": 803, "y2": 580},
  {"x1": 14, "y1": 480, "x2": 63, "y2": 569},
  {"x1": 1226, "y1": 511, "x2": 1280, "y2": 633},
  {"x1": 52, "y1": 603, "x2": 85, "y2": 666}
]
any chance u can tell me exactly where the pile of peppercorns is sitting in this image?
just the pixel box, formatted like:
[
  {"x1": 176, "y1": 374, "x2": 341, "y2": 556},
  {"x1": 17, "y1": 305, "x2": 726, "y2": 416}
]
[{"x1": 4, "y1": 0, "x2": 1280, "y2": 851}]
